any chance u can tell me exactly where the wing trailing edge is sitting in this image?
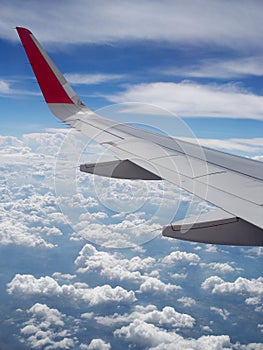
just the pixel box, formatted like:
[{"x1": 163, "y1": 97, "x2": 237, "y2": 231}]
[{"x1": 163, "y1": 209, "x2": 263, "y2": 246}]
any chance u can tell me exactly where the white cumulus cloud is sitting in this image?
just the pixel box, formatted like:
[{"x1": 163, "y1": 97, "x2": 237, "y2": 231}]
[
  {"x1": 202, "y1": 276, "x2": 263, "y2": 312},
  {"x1": 139, "y1": 276, "x2": 181, "y2": 294},
  {"x1": 75, "y1": 243, "x2": 155, "y2": 283},
  {"x1": 162, "y1": 250, "x2": 200, "y2": 265},
  {"x1": 114, "y1": 319, "x2": 232, "y2": 350},
  {"x1": 96, "y1": 304, "x2": 195, "y2": 329},
  {"x1": 20, "y1": 303, "x2": 74, "y2": 349},
  {"x1": 80, "y1": 338, "x2": 111, "y2": 350},
  {"x1": 200, "y1": 262, "x2": 235, "y2": 274},
  {"x1": 7, "y1": 274, "x2": 136, "y2": 306}
]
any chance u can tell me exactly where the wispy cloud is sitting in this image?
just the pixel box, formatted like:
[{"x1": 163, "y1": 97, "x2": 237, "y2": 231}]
[
  {"x1": 0, "y1": 78, "x2": 39, "y2": 98},
  {"x1": 2, "y1": 0, "x2": 263, "y2": 52},
  {"x1": 109, "y1": 81, "x2": 263, "y2": 120},
  {"x1": 0, "y1": 80, "x2": 12, "y2": 94},
  {"x1": 64, "y1": 73, "x2": 125, "y2": 85},
  {"x1": 164, "y1": 56, "x2": 263, "y2": 79}
]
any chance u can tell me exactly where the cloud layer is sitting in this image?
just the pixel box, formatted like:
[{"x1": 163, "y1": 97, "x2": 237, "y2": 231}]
[
  {"x1": 1, "y1": 130, "x2": 263, "y2": 349},
  {"x1": 2, "y1": 0, "x2": 263, "y2": 53}
]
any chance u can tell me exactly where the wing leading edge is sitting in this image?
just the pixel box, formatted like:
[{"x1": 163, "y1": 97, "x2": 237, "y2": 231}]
[{"x1": 16, "y1": 27, "x2": 263, "y2": 246}]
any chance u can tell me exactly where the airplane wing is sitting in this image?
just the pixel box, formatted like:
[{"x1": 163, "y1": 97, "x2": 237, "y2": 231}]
[{"x1": 16, "y1": 27, "x2": 263, "y2": 246}]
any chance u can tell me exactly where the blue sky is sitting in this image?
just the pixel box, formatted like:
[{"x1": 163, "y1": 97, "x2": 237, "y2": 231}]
[
  {"x1": 1, "y1": 1, "x2": 263, "y2": 349},
  {"x1": 0, "y1": 0, "x2": 263, "y2": 156}
]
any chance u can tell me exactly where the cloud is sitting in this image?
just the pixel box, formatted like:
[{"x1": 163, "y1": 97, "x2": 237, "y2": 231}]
[
  {"x1": 110, "y1": 81, "x2": 263, "y2": 120},
  {"x1": 87, "y1": 285, "x2": 136, "y2": 306},
  {"x1": 139, "y1": 276, "x2": 181, "y2": 294},
  {"x1": 22, "y1": 132, "x2": 66, "y2": 155},
  {"x1": 0, "y1": 132, "x2": 74, "y2": 248},
  {"x1": 164, "y1": 56, "x2": 263, "y2": 79},
  {"x1": 75, "y1": 244, "x2": 186, "y2": 295},
  {"x1": 0, "y1": 78, "x2": 40, "y2": 97},
  {"x1": 114, "y1": 319, "x2": 232, "y2": 350},
  {"x1": 46, "y1": 226, "x2": 63, "y2": 236},
  {"x1": 237, "y1": 344, "x2": 263, "y2": 350},
  {"x1": 96, "y1": 304, "x2": 195, "y2": 329},
  {"x1": 210, "y1": 306, "x2": 230, "y2": 321},
  {"x1": 2, "y1": 0, "x2": 263, "y2": 53},
  {"x1": 204, "y1": 245, "x2": 218, "y2": 253},
  {"x1": 245, "y1": 296, "x2": 262, "y2": 310},
  {"x1": 0, "y1": 152, "x2": 65, "y2": 248},
  {"x1": 139, "y1": 306, "x2": 195, "y2": 328},
  {"x1": 162, "y1": 250, "x2": 200, "y2": 265},
  {"x1": 2, "y1": 129, "x2": 263, "y2": 349},
  {"x1": 200, "y1": 262, "x2": 235, "y2": 274},
  {"x1": 0, "y1": 220, "x2": 55, "y2": 248},
  {"x1": 0, "y1": 135, "x2": 24, "y2": 147},
  {"x1": 80, "y1": 339, "x2": 111, "y2": 350},
  {"x1": 0, "y1": 79, "x2": 12, "y2": 94},
  {"x1": 65, "y1": 73, "x2": 125, "y2": 85},
  {"x1": 201, "y1": 276, "x2": 263, "y2": 311},
  {"x1": 171, "y1": 273, "x2": 188, "y2": 280},
  {"x1": 7, "y1": 274, "x2": 136, "y2": 306},
  {"x1": 202, "y1": 276, "x2": 263, "y2": 296},
  {"x1": 177, "y1": 296, "x2": 196, "y2": 307},
  {"x1": 0, "y1": 136, "x2": 64, "y2": 248},
  {"x1": 75, "y1": 243, "x2": 155, "y2": 283},
  {"x1": 201, "y1": 276, "x2": 225, "y2": 291},
  {"x1": 20, "y1": 303, "x2": 75, "y2": 349}
]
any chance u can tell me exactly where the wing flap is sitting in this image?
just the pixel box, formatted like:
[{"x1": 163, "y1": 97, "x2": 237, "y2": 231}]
[
  {"x1": 80, "y1": 159, "x2": 161, "y2": 180},
  {"x1": 163, "y1": 209, "x2": 263, "y2": 246}
]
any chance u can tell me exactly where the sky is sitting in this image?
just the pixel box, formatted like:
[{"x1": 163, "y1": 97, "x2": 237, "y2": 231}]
[{"x1": 0, "y1": 1, "x2": 263, "y2": 349}]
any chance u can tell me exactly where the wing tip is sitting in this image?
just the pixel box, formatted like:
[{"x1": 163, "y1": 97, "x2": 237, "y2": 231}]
[
  {"x1": 16, "y1": 27, "x2": 32, "y2": 36},
  {"x1": 16, "y1": 26, "x2": 77, "y2": 106}
]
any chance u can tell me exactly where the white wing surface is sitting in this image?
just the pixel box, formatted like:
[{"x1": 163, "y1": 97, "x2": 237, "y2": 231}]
[{"x1": 17, "y1": 27, "x2": 263, "y2": 246}]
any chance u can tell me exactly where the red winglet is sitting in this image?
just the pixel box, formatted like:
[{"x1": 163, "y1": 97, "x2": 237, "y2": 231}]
[{"x1": 16, "y1": 27, "x2": 74, "y2": 104}]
